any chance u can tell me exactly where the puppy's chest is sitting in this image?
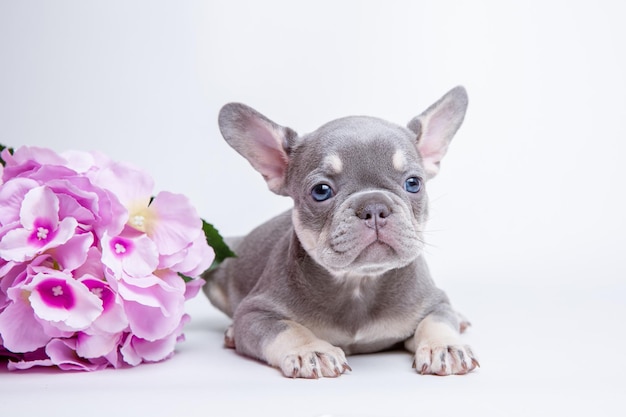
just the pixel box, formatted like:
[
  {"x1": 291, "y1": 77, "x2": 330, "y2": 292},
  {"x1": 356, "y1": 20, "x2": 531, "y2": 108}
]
[
  {"x1": 298, "y1": 288, "x2": 421, "y2": 354},
  {"x1": 311, "y1": 314, "x2": 417, "y2": 354}
]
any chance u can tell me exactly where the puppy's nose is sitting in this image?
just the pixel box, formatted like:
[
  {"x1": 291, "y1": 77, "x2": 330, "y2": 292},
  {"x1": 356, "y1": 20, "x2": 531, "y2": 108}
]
[{"x1": 356, "y1": 202, "x2": 391, "y2": 229}]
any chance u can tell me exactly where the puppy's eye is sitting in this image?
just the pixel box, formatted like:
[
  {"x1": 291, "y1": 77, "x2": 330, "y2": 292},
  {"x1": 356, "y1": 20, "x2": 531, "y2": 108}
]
[
  {"x1": 311, "y1": 184, "x2": 334, "y2": 202},
  {"x1": 404, "y1": 177, "x2": 422, "y2": 193}
]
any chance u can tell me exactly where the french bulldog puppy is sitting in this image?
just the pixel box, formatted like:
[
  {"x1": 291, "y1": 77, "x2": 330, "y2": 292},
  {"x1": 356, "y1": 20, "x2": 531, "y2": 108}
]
[{"x1": 203, "y1": 86, "x2": 478, "y2": 378}]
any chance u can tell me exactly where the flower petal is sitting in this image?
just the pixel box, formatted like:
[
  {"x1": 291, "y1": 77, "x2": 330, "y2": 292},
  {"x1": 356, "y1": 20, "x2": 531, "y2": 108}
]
[
  {"x1": 92, "y1": 188, "x2": 127, "y2": 238},
  {"x1": 6, "y1": 348, "x2": 54, "y2": 371},
  {"x1": 0, "y1": 260, "x2": 26, "y2": 303},
  {"x1": 125, "y1": 333, "x2": 177, "y2": 363},
  {"x1": 0, "y1": 227, "x2": 39, "y2": 262},
  {"x1": 147, "y1": 192, "x2": 202, "y2": 255},
  {"x1": 49, "y1": 232, "x2": 94, "y2": 271},
  {"x1": 120, "y1": 334, "x2": 141, "y2": 366},
  {"x1": 0, "y1": 178, "x2": 39, "y2": 226},
  {"x1": 90, "y1": 161, "x2": 153, "y2": 208},
  {"x1": 184, "y1": 278, "x2": 206, "y2": 301},
  {"x1": 5, "y1": 145, "x2": 67, "y2": 167},
  {"x1": 56, "y1": 191, "x2": 96, "y2": 227},
  {"x1": 46, "y1": 338, "x2": 107, "y2": 371},
  {"x1": 60, "y1": 150, "x2": 97, "y2": 173},
  {"x1": 120, "y1": 314, "x2": 189, "y2": 366},
  {"x1": 72, "y1": 247, "x2": 105, "y2": 280},
  {"x1": 0, "y1": 294, "x2": 50, "y2": 353},
  {"x1": 81, "y1": 278, "x2": 128, "y2": 334},
  {"x1": 76, "y1": 332, "x2": 122, "y2": 359},
  {"x1": 169, "y1": 234, "x2": 215, "y2": 277},
  {"x1": 1, "y1": 146, "x2": 67, "y2": 179},
  {"x1": 122, "y1": 297, "x2": 184, "y2": 341},
  {"x1": 19, "y1": 186, "x2": 60, "y2": 230}
]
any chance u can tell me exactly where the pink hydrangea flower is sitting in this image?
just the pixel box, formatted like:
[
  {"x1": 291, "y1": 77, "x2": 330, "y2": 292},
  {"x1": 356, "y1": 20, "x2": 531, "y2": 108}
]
[
  {"x1": 0, "y1": 145, "x2": 214, "y2": 371},
  {"x1": 0, "y1": 186, "x2": 78, "y2": 263},
  {"x1": 101, "y1": 230, "x2": 160, "y2": 279}
]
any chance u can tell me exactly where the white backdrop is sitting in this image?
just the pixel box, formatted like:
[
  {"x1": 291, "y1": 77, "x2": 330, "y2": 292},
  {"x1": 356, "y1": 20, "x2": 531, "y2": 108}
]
[
  {"x1": 2, "y1": 0, "x2": 625, "y2": 288},
  {"x1": 1, "y1": 1, "x2": 626, "y2": 416}
]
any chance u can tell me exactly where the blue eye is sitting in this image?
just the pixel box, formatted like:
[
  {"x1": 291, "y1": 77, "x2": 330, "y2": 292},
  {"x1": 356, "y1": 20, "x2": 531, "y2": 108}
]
[
  {"x1": 311, "y1": 184, "x2": 334, "y2": 202},
  {"x1": 404, "y1": 177, "x2": 422, "y2": 193}
]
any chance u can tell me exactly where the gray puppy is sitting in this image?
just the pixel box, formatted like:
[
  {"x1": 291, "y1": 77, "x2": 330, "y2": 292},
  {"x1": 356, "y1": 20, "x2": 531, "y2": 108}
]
[{"x1": 203, "y1": 86, "x2": 478, "y2": 378}]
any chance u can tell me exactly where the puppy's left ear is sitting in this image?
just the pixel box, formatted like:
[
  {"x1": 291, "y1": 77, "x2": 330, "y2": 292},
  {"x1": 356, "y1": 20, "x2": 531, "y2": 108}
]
[{"x1": 407, "y1": 86, "x2": 468, "y2": 179}]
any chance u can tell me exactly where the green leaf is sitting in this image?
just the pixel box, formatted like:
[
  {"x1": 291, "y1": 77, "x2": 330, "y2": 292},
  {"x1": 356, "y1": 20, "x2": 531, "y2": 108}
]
[
  {"x1": 178, "y1": 272, "x2": 195, "y2": 283},
  {"x1": 202, "y1": 219, "x2": 236, "y2": 270},
  {"x1": 0, "y1": 143, "x2": 14, "y2": 166}
]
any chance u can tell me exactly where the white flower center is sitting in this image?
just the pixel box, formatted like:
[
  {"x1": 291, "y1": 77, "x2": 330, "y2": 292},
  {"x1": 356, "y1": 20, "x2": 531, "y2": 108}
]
[
  {"x1": 52, "y1": 285, "x2": 63, "y2": 296},
  {"x1": 36, "y1": 227, "x2": 49, "y2": 240},
  {"x1": 131, "y1": 215, "x2": 145, "y2": 229},
  {"x1": 114, "y1": 243, "x2": 126, "y2": 254}
]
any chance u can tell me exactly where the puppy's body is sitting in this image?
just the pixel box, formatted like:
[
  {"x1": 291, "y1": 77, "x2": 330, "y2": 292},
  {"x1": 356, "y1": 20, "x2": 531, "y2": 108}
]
[
  {"x1": 204, "y1": 87, "x2": 478, "y2": 378},
  {"x1": 208, "y1": 210, "x2": 449, "y2": 356}
]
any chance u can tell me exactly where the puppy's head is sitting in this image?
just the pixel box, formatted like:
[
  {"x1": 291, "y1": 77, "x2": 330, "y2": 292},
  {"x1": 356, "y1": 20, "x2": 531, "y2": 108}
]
[{"x1": 218, "y1": 86, "x2": 468, "y2": 277}]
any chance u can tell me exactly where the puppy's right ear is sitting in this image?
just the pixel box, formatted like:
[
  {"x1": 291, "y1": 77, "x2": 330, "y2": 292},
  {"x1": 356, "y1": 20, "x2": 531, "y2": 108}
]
[{"x1": 218, "y1": 103, "x2": 298, "y2": 196}]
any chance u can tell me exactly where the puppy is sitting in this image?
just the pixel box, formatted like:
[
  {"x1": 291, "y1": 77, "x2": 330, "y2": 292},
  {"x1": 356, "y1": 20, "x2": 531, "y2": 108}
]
[{"x1": 203, "y1": 86, "x2": 478, "y2": 378}]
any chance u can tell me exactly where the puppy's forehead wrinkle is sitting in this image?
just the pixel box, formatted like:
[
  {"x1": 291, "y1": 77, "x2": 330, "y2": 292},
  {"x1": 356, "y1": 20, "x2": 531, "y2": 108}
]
[
  {"x1": 301, "y1": 117, "x2": 415, "y2": 154},
  {"x1": 313, "y1": 116, "x2": 412, "y2": 139},
  {"x1": 290, "y1": 120, "x2": 422, "y2": 188}
]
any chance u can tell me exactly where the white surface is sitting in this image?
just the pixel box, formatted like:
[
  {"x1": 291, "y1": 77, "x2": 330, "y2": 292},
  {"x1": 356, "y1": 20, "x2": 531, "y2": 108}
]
[
  {"x1": 1, "y1": 1, "x2": 626, "y2": 416},
  {"x1": 2, "y1": 282, "x2": 625, "y2": 417}
]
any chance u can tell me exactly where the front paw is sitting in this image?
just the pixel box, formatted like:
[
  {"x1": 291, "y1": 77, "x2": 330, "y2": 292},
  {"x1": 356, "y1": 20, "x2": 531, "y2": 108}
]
[
  {"x1": 280, "y1": 343, "x2": 351, "y2": 379},
  {"x1": 413, "y1": 343, "x2": 479, "y2": 376}
]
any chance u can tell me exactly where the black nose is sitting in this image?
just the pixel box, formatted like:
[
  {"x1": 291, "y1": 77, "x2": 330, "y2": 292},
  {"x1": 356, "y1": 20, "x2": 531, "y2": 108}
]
[{"x1": 356, "y1": 202, "x2": 391, "y2": 229}]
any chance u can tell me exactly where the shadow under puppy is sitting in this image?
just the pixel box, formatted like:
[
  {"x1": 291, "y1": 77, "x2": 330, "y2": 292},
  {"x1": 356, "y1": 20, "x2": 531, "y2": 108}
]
[{"x1": 203, "y1": 86, "x2": 478, "y2": 378}]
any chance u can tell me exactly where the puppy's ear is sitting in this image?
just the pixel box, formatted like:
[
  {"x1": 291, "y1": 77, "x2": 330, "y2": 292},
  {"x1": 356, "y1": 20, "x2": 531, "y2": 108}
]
[
  {"x1": 407, "y1": 86, "x2": 468, "y2": 179},
  {"x1": 218, "y1": 103, "x2": 298, "y2": 195}
]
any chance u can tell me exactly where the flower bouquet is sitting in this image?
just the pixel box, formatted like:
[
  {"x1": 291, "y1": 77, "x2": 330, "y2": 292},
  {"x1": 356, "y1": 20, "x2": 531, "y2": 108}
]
[{"x1": 0, "y1": 144, "x2": 231, "y2": 371}]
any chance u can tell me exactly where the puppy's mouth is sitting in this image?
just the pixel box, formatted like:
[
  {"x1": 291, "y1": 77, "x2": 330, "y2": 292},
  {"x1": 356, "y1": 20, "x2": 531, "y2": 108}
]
[{"x1": 355, "y1": 240, "x2": 395, "y2": 263}]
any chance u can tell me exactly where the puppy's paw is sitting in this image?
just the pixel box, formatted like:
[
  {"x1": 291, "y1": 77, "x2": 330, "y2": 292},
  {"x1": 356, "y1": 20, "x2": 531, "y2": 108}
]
[
  {"x1": 262, "y1": 320, "x2": 351, "y2": 379},
  {"x1": 413, "y1": 343, "x2": 479, "y2": 376},
  {"x1": 279, "y1": 342, "x2": 351, "y2": 379},
  {"x1": 223, "y1": 325, "x2": 235, "y2": 349}
]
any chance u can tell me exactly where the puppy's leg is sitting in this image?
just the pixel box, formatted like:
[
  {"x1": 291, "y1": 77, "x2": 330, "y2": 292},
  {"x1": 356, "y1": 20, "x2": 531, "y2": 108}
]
[
  {"x1": 264, "y1": 320, "x2": 352, "y2": 378},
  {"x1": 405, "y1": 311, "x2": 479, "y2": 376},
  {"x1": 234, "y1": 306, "x2": 350, "y2": 378}
]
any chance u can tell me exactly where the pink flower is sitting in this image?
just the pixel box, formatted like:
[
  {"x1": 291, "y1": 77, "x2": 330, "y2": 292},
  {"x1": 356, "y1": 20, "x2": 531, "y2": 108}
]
[
  {"x1": 101, "y1": 230, "x2": 159, "y2": 279},
  {"x1": 0, "y1": 268, "x2": 104, "y2": 354},
  {"x1": 0, "y1": 144, "x2": 215, "y2": 371},
  {"x1": 140, "y1": 191, "x2": 203, "y2": 256},
  {"x1": 92, "y1": 162, "x2": 205, "y2": 257},
  {"x1": 28, "y1": 270, "x2": 104, "y2": 331},
  {"x1": 0, "y1": 186, "x2": 78, "y2": 262}
]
